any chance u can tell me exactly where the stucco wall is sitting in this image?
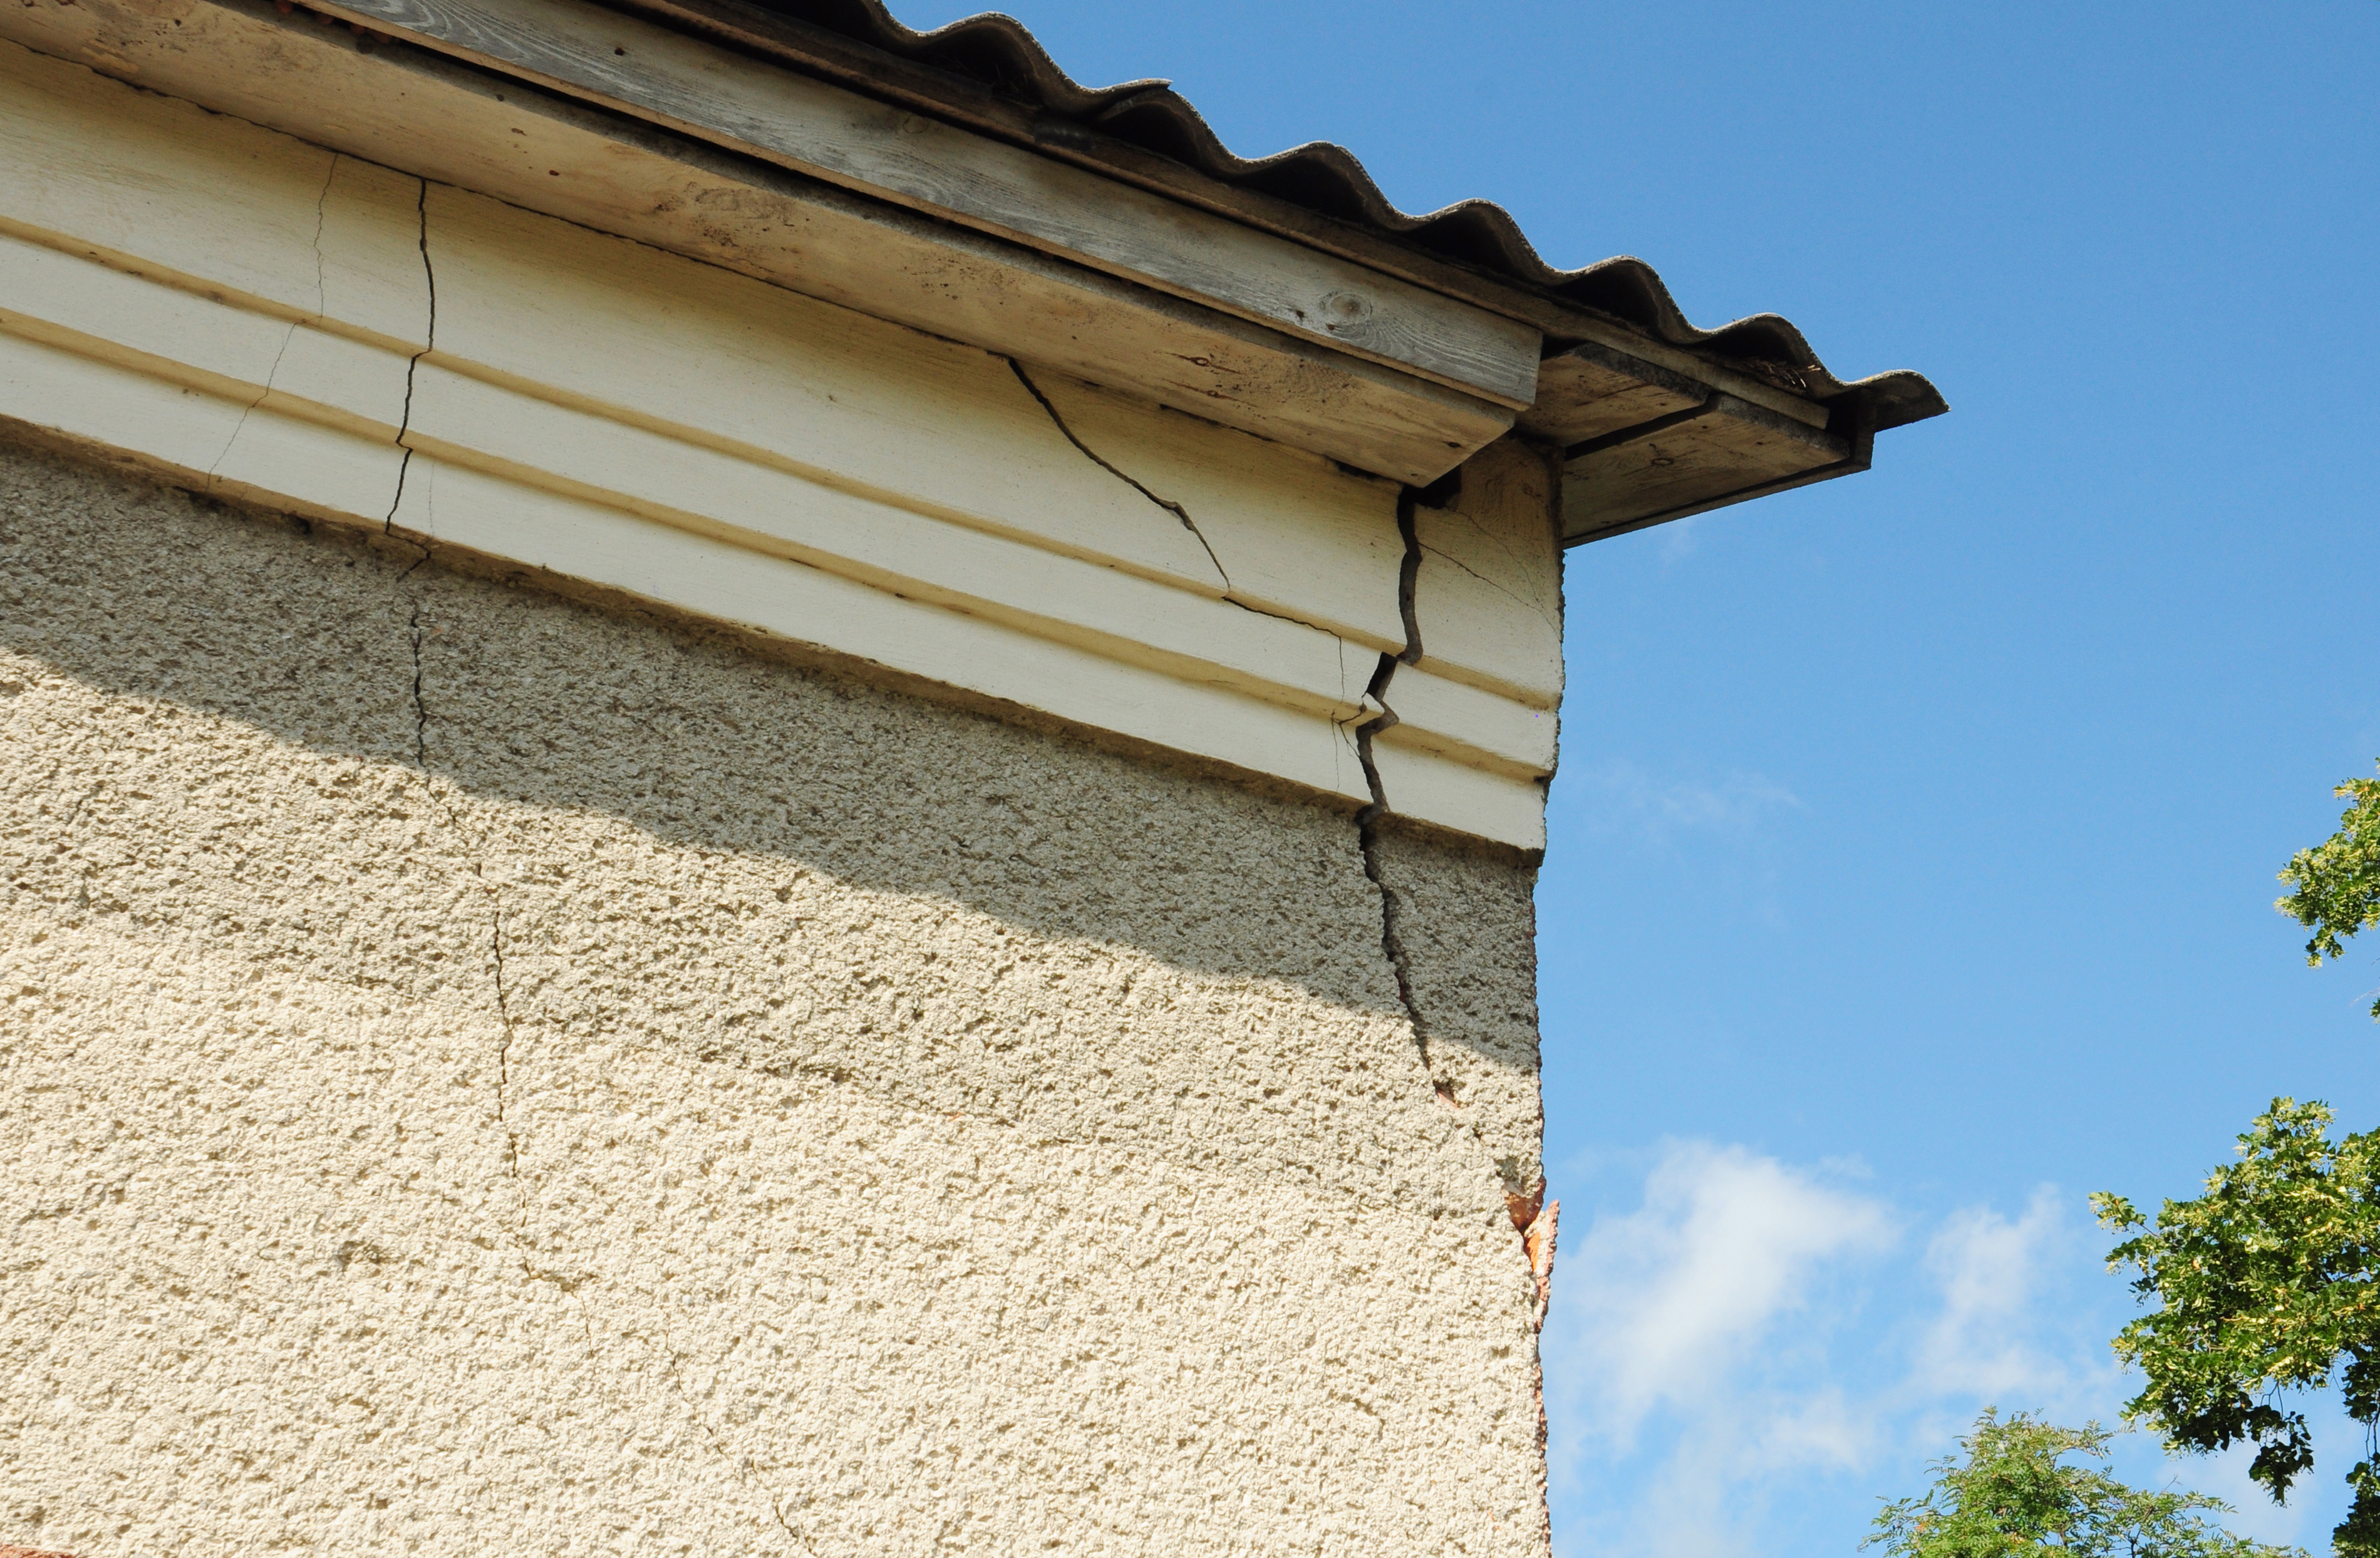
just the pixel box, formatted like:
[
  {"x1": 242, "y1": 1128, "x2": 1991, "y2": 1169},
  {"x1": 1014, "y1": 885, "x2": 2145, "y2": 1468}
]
[{"x1": 0, "y1": 434, "x2": 1551, "y2": 1555}]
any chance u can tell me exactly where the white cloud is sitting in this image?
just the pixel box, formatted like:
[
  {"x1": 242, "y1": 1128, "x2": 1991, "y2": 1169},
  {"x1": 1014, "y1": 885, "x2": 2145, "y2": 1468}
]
[
  {"x1": 1547, "y1": 1150, "x2": 2140, "y2": 1558},
  {"x1": 1908, "y1": 1186, "x2": 2075, "y2": 1405},
  {"x1": 1658, "y1": 513, "x2": 1707, "y2": 561},
  {"x1": 1579, "y1": 760, "x2": 1804, "y2": 843},
  {"x1": 1559, "y1": 1142, "x2": 1896, "y2": 1437}
]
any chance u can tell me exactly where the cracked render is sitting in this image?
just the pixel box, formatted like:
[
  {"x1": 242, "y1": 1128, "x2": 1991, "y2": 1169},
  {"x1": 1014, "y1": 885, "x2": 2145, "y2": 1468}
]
[
  {"x1": 0, "y1": 431, "x2": 1553, "y2": 1555},
  {"x1": 1001, "y1": 357, "x2": 1551, "y2": 1247}
]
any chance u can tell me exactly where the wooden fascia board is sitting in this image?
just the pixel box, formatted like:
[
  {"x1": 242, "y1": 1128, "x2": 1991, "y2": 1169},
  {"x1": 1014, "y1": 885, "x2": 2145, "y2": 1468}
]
[
  {"x1": 1560, "y1": 445, "x2": 1873, "y2": 549},
  {"x1": 9, "y1": 0, "x2": 1896, "y2": 542},
  {"x1": 291, "y1": 0, "x2": 1543, "y2": 413},
  {"x1": 599, "y1": 0, "x2": 1851, "y2": 435},
  {"x1": 21, "y1": 0, "x2": 1856, "y2": 481},
  {"x1": 1557, "y1": 403, "x2": 1875, "y2": 547},
  {"x1": 0, "y1": 0, "x2": 1522, "y2": 485},
  {"x1": 0, "y1": 34, "x2": 1568, "y2": 845}
]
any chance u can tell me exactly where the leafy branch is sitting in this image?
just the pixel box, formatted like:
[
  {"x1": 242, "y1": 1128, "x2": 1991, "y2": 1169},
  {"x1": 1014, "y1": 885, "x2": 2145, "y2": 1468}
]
[
  {"x1": 2094, "y1": 1101, "x2": 2380, "y2": 1557},
  {"x1": 2277, "y1": 764, "x2": 2380, "y2": 1018},
  {"x1": 1868, "y1": 1408, "x2": 2303, "y2": 1558}
]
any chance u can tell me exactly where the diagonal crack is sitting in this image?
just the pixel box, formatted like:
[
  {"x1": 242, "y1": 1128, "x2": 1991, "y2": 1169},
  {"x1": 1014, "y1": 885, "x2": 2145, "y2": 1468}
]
[
  {"x1": 207, "y1": 155, "x2": 338, "y2": 482},
  {"x1": 1005, "y1": 358, "x2": 1395, "y2": 675},
  {"x1": 1422, "y1": 539, "x2": 1558, "y2": 631},
  {"x1": 1005, "y1": 357, "x2": 1231, "y2": 589}
]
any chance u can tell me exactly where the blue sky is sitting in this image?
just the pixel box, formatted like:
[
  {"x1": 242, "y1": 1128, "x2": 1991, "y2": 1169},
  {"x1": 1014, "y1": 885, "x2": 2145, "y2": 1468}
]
[{"x1": 910, "y1": 2, "x2": 2380, "y2": 1551}]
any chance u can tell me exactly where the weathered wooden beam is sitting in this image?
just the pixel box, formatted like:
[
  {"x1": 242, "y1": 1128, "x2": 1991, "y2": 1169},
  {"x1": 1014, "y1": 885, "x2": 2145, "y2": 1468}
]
[
  {"x1": 0, "y1": 0, "x2": 1523, "y2": 484},
  {"x1": 1558, "y1": 393, "x2": 1857, "y2": 545},
  {"x1": 609, "y1": 0, "x2": 1924, "y2": 445},
  {"x1": 291, "y1": 0, "x2": 1543, "y2": 412},
  {"x1": 1518, "y1": 339, "x2": 1712, "y2": 446}
]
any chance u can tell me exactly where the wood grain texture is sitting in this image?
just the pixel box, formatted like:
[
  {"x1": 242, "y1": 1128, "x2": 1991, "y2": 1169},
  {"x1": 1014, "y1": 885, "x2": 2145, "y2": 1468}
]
[
  {"x1": 613, "y1": 0, "x2": 1851, "y2": 436},
  {"x1": 1549, "y1": 319, "x2": 1831, "y2": 429},
  {"x1": 1558, "y1": 394, "x2": 1849, "y2": 542},
  {"x1": 1518, "y1": 339, "x2": 1709, "y2": 445},
  {"x1": 292, "y1": 0, "x2": 1541, "y2": 410},
  {"x1": 0, "y1": 12, "x2": 1512, "y2": 484}
]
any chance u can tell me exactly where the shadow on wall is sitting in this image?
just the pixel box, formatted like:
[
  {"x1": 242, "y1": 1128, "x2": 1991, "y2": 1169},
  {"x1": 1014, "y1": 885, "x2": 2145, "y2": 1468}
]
[{"x1": 0, "y1": 427, "x2": 1544, "y2": 1190}]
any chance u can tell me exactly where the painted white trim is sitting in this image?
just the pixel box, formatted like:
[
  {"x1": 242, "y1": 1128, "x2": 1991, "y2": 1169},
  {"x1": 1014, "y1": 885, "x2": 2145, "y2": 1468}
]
[
  {"x1": 309, "y1": 0, "x2": 1543, "y2": 409},
  {"x1": 0, "y1": 40, "x2": 1558, "y2": 849},
  {"x1": 0, "y1": 0, "x2": 1526, "y2": 486}
]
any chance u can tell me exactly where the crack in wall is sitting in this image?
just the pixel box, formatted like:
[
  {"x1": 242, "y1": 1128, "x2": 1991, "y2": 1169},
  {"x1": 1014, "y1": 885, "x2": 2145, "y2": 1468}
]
[
  {"x1": 384, "y1": 175, "x2": 435, "y2": 537},
  {"x1": 371, "y1": 171, "x2": 539, "y2": 1300},
  {"x1": 207, "y1": 156, "x2": 339, "y2": 482},
  {"x1": 386, "y1": 177, "x2": 438, "y2": 769},
  {"x1": 1356, "y1": 783, "x2": 1449, "y2": 1105},
  {"x1": 403, "y1": 594, "x2": 430, "y2": 766},
  {"x1": 1004, "y1": 357, "x2": 1399, "y2": 702},
  {"x1": 644, "y1": 1308, "x2": 816, "y2": 1553},
  {"x1": 362, "y1": 185, "x2": 628, "y2": 1463},
  {"x1": 773, "y1": 1497, "x2": 822, "y2": 1554},
  {"x1": 1362, "y1": 477, "x2": 1558, "y2": 1338},
  {"x1": 1422, "y1": 538, "x2": 1560, "y2": 631},
  {"x1": 1003, "y1": 358, "x2": 1234, "y2": 590},
  {"x1": 490, "y1": 897, "x2": 521, "y2": 1179},
  {"x1": 1355, "y1": 485, "x2": 1437, "y2": 1095},
  {"x1": 1392, "y1": 487, "x2": 1424, "y2": 669}
]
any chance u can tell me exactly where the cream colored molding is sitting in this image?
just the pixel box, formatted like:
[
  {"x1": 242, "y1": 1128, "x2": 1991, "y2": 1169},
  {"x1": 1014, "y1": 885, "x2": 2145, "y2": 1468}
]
[
  {"x1": 307, "y1": 0, "x2": 1542, "y2": 408},
  {"x1": 1410, "y1": 439, "x2": 1566, "y2": 711},
  {"x1": 1376, "y1": 667, "x2": 1555, "y2": 777},
  {"x1": 0, "y1": 0, "x2": 1528, "y2": 487},
  {"x1": 1368, "y1": 738, "x2": 1550, "y2": 855},
  {"x1": 0, "y1": 39, "x2": 1560, "y2": 849}
]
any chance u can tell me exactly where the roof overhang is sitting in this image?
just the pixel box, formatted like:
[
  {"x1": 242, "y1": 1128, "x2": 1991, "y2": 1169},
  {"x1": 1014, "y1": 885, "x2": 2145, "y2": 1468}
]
[{"x1": 0, "y1": 0, "x2": 1940, "y2": 536}]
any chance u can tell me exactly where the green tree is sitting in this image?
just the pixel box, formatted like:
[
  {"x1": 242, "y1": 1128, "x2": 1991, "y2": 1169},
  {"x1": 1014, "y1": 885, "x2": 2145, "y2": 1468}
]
[
  {"x1": 2094, "y1": 1102, "x2": 2380, "y2": 1557},
  {"x1": 2277, "y1": 761, "x2": 2380, "y2": 1019},
  {"x1": 2082, "y1": 765, "x2": 2380, "y2": 1555},
  {"x1": 1867, "y1": 1408, "x2": 2304, "y2": 1558}
]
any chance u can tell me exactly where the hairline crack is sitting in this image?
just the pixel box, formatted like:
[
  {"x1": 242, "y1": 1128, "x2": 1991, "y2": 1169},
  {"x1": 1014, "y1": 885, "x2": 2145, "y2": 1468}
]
[{"x1": 205, "y1": 155, "x2": 339, "y2": 483}]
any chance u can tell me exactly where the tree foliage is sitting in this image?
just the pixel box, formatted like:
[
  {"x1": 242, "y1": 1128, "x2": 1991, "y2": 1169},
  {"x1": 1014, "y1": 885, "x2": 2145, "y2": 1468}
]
[
  {"x1": 1867, "y1": 1408, "x2": 2304, "y2": 1558},
  {"x1": 2277, "y1": 763, "x2": 2380, "y2": 1018},
  {"x1": 2094, "y1": 1101, "x2": 2380, "y2": 1557}
]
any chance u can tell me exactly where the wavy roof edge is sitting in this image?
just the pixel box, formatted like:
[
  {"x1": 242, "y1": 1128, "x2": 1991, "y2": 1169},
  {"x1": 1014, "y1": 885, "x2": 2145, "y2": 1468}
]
[{"x1": 686, "y1": 0, "x2": 1943, "y2": 431}]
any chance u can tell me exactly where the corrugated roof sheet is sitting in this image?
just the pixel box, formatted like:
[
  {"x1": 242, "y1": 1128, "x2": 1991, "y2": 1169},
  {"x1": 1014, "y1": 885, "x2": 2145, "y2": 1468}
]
[{"x1": 688, "y1": 0, "x2": 1943, "y2": 429}]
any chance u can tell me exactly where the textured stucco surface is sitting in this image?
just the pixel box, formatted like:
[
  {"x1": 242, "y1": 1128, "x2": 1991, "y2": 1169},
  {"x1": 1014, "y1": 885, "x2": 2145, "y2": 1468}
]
[
  {"x1": 1369, "y1": 820, "x2": 1546, "y2": 1204},
  {"x1": 0, "y1": 435, "x2": 1551, "y2": 1555}
]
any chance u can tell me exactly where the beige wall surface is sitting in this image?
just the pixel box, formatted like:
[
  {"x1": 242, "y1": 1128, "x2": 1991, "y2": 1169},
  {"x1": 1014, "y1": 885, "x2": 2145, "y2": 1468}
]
[{"x1": 0, "y1": 436, "x2": 1551, "y2": 1555}]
